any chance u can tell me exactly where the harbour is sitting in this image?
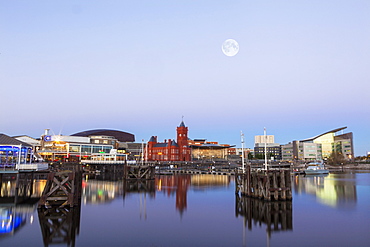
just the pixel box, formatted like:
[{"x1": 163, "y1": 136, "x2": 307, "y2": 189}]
[{"x1": 0, "y1": 167, "x2": 369, "y2": 246}]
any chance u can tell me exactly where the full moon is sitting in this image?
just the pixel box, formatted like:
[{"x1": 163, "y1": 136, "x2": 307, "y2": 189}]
[{"x1": 222, "y1": 39, "x2": 239, "y2": 57}]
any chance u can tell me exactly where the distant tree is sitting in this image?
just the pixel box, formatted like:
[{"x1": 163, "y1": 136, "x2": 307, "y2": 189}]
[
  {"x1": 247, "y1": 152, "x2": 253, "y2": 160},
  {"x1": 254, "y1": 153, "x2": 264, "y2": 159},
  {"x1": 327, "y1": 151, "x2": 346, "y2": 165}
]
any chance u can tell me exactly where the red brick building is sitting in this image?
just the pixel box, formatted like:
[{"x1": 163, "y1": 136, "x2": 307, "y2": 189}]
[{"x1": 146, "y1": 121, "x2": 191, "y2": 161}]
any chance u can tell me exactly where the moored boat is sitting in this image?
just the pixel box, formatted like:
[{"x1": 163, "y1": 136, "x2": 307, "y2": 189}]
[{"x1": 304, "y1": 161, "x2": 329, "y2": 175}]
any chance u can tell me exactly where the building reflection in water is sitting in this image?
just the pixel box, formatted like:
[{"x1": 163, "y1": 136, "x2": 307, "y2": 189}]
[
  {"x1": 156, "y1": 175, "x2": 191, "y2": 215},
  {"x1": 156, "y1": 174, "x2": 230, "y2": 215},
  {"x1": 82, "y1": 173, "x2": 231, "y2": 216},
  {"x1": 0, "y1": 206, "x2": 30, "y2": 236},
  {"x1": 83, "y1": 175, "x2": 125, "y2": 204},
  {"x1": 235, "y1": 195, "x2": 293, "y2": 245},
  {"x1": 293, "y1": 173, "x2": 357, "y2": 208},
  {"x1": 0, "y1": 174, "x2": 46, "y2": 237}
]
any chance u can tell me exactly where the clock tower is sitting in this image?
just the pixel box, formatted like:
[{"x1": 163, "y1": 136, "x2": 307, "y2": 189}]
[{"x1": 177, "y1": 120, "x2": 190, "y2": 161}]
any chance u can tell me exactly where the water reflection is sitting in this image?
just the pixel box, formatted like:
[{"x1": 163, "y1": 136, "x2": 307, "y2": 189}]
[
  {"x1": 294, "y1": 173, "x2": 357, "y2": 208},
  {"x1": 37, "y1": 167, "x2": 83, "y2": 247},
  {"x1": 82, "y1": 178, "x2": 124, "y2": 204},
  {"x1": 82, "y1": 174, "x2": 231, "y2": 216},
  {"x1": 0, "y1": 173, "x2": 46, "y2": 238},
  {"x1": 0, "y1": 206, "x2": 32, "y2": 236},
  {"x1": 236, "y1": 196, "x2": 293, "y2": 238},
  {"x1": 37, "y1": 206, "x2": 81, "y2": 247}
]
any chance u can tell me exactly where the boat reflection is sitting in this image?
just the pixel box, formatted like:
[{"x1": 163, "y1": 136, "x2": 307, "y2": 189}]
[{"x1": 294, "y1": 173, "x2": 357, "y2": 208}]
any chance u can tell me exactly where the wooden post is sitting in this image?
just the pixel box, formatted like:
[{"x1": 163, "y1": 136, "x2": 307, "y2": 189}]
[
  {"x1": 235, "y1": 169, "x2": 292, "y2": 201},
  {"x1": 38, "y1": 165, "x2": 82, "y2": 208}
]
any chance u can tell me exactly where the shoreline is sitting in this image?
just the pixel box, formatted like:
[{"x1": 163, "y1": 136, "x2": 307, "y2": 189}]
[{"x1": 326, "y1": 163, "x2": 370, "y2": 171}]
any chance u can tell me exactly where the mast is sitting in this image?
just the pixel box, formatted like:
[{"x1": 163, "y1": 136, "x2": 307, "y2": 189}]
[
  {"x1": 241, "y1": 131, "x2": 245, "y2": 173},
  {"x1": 264, "y1": 127, "x2": 267, "y2": 170}
]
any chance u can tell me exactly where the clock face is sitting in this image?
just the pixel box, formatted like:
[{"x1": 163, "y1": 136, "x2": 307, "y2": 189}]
[{"x1": 222, "y1": 39, "x2": 239, "y2": 57}]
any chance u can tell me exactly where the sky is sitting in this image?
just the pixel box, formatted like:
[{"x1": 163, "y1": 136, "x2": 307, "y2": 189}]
[{"x1": 1, "y1": 1, "x2": 369, "y2": 155}]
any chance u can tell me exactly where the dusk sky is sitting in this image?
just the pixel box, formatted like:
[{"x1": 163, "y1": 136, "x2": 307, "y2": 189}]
[{"x1": 1, "y1": 1, "x2": 369, "y2": 155}]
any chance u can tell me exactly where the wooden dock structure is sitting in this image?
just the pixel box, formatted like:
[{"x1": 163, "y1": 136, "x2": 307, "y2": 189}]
[
  {"x1": 235, "y1": 166, "x2": 292, "y2": 201},
  {"x1": 123, "y1": 165, "x2": 155, "y2": 180},
  {"x1": 37, "y1": 163, "x2": 83, "y2": 246},
  {"x1": 236, "y1": 196, "x2": 293, "y2": 235},
  {"x1": 38, "y1": 164, "x2": 83, "y2": 208},
  {"x1": 38, "y1": 204, "x2": 81, "y2": 247},
  {"x1": 123, "y1": 179, "x2": 156, "y2": 199}
]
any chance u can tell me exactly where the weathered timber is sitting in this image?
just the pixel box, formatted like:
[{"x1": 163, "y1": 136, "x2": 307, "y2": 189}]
[
  {"x1": 38, "y1": 205, "x2": 81, "y2": 247},
  {"x1": 123, "y1": 179, "x2": 156, "y2": 198},
  {"x1": 235, "y1": 167, "x2": 292, "y2": 201},
  {"x1": 123, "y1": 165, "x2": 155, "y2": 180},
  {"x1": 38, "y1": 165, "x2": 82, "y2": 208},
  {"x1": 235, "y1": 195, "x2": 293, "y2": 237}
]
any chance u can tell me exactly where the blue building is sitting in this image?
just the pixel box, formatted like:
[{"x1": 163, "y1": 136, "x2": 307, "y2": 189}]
[{"x1": 0, "y1": 134, "x2": 33, "y2": 167}]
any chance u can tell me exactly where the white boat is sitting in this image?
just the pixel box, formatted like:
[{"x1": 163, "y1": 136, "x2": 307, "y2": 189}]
[{"x1": 304, "y1": 161, "x2": 329, "y2": 175}]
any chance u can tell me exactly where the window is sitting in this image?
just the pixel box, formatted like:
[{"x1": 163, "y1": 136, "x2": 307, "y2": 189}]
[
  {"x1": 81, "y1": 145, "x2": 91, "y2": 153},
  {"x1": 93, "y1": 146, "x2": 102, "y2": 153},
  {"x1": 103, "y1": 146, "x2": 111, "y2": 153},
  {"x1": 69, "y1": 145, "x2": 80, "y2": 153}
]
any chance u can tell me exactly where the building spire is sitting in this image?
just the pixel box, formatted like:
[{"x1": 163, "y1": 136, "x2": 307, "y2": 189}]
[{"x1": 179, "y1": 116, "x2": 186, "y2": 127}]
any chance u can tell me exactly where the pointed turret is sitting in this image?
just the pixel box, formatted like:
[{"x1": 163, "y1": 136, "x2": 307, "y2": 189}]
[{"x1": 177, "y1": 120, "x2": 190, "y2": 161}]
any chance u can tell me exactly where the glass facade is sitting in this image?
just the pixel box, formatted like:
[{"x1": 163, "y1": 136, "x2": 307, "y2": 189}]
[
  {"x1": 39, "y1": 142, "x2": 114, "y2": 162},
  {"x1": 0, "y1": 146, "x2": 33, "y2": 167},
  {"x1": 313, "y1": 133, "x2": 335, "y2": 159}
]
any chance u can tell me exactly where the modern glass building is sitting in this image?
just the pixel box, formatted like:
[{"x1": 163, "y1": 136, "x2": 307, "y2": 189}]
[
  {"x1": 0, "y1": 134, "x2": 34, "y2": 167},
  {"x1": 38, "y1": 129, "x2": 135, "y2": 162},
  {"x1": 282, "y1": 127, "x2": 353, "y2": 161},
  {"x1": 282, "y1": 141, "x2": 322, "y2": 161}
]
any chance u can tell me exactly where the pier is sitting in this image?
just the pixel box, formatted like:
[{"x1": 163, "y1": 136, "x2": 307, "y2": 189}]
[
  {"x1": 123, "y1": 165, "x2": 155, "y2": 180},
  {"x1": 38, "y1": 164, "x2": 83, "y2": 208},
  {"x1": 235, "y1": 166, "x2": 292, "y2": 201}
]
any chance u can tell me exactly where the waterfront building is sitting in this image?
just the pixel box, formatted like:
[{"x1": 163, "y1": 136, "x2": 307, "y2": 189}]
[
  {"x1": 0, "y1": 134, "x2": 34, "y2": 167},
  {"x1": 281, "y1": 141, "x2": 322, "y2": 161},
  {"x1": 253, "y1": 134, "x2": 282, "y2": 160},
  {"x1": 254, "y1": 135, "x2": 275, "y2": 144},
  {"x1": 254, "y1": 144, "x2": 282, "y2": 160},
  {"x1": 14, "y1": 135, "x2": 40, "y2": 148},
  {"x1": 13, "y1": 135, "x2": 43, "y2": 160},
  {"x1": 281, "y1": 127, "x2": 353, "y2": 161},
  {"x1": 300, "y1": 127, "x2": 353, "y2": 160},
  {"x1": 227, "y1": 147, "x2": 253, "y2": 161},
  {"x1": 146, "y1": 121, "x2": 191, "y2": 161},
  {"x1": 38, "y1": 129, "x2": 135, "y2": 162},
  {"x1": 189, "y1": 139, "x2": 235, "y2": 160}
]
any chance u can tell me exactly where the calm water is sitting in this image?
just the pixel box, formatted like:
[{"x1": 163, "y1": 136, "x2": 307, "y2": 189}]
[{"x1": 1, "y1": 172, "x2": 370, "y2": 247}]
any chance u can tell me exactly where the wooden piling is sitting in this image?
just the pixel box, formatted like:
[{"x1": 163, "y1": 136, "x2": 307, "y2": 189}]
[
  {"x1": 235, "y1": 167, "x2": 292, "y2": 201},
  {"x1": 236, "y1": 195, "x2": 293, "y2": 234},
  {"x1": 123, "y1": 165, "x2": 155, "y2": 180},
  {"x1": 38, "y1": 164, "x2": 82, "y2": 208}
]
